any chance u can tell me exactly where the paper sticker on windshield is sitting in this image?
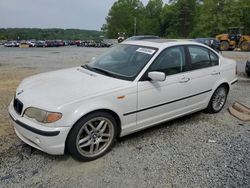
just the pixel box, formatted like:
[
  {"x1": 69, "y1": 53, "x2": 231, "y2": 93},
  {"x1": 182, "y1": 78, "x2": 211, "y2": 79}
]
[{"x1": 136, "y1": 48, "x2": 155, "y2": 55}]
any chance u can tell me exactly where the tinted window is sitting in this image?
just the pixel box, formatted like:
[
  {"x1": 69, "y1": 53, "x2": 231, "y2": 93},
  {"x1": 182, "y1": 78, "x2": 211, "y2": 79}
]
[
  {"x1": 210, "y1": 51, "x2": 219, "y2": 66},
  {"x1": 149, "y1": 46, "x2": 186, "y2": 76},
  {"x1": 188, "y1": 46, "x2": 219, "y2": 70}
]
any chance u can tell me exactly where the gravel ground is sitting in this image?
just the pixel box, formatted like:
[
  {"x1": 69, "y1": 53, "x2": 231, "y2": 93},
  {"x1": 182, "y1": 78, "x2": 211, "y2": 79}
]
[{"x1": 0, "y1": 46, "x2": 250, "y2": 188}]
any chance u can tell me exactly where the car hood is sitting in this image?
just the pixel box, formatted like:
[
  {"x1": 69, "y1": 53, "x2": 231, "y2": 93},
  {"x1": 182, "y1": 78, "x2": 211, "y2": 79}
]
[{"x1": 16, "y1": 67, "x2": 130, "y2": 109}]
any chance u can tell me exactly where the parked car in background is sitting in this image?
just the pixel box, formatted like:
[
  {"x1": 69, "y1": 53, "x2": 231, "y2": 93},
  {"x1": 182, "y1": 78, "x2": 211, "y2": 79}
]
[
  {"x1": 19, "y1": 41, "x2": 30, "y2": 48},
  {"x1": 0, "y1": 40, "x2": 6, "y2": 45},
  {"x1": 56, "y1": 40, "x2": 65, "y2": 47},
  {"x1": 35, "y1": 41, "x2": 45, "y2": 47},
  {"x1": 8, "y1": 40, "x2": 237, "y2": 161},
  {"x1": 4, "y1": 41, "x2": 19, "y2": 47},
  {"x1": 75, "y1": 40, "x2": 81, "y2": 46},
  {"x1": 77, "y1": 40, "x2": 112, "y2": 48},
  {"x1": 68, "y1": 40, "x2": 76, "y2": 46},
  {"x1": 193, "y1": 38, "x2": 221, "y2": 52},
  {"x1": 44, "y1": 40, "x2": 53, "y2": 47},
  {"x1": 246, "y1": 60, "x2": 250, "y2": 76},
  {"x1": 27, "y1": 40, "x2": 36, "y2": 47},
  {"x1": 101, "y1": 41, "x2": 112, "y2": 48},
  {"x1": 63, "y1": 41, "x2": 69, "y2": 46},
  {"x1": 44, "y1": 40, "x2": 60, "y2": 47}
]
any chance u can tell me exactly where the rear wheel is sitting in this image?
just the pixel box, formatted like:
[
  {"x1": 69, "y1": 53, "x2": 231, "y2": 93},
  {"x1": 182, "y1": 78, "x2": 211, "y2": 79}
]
[
  {"x1": 220, "y1": 41, "x2": 230, "y2": 51},
  {"x1": 240, "y1": 41, "x2": 250, "y2": 51},
  {"x1": 67, "y1": 112, "x2": 117, "y2": 161},
  {"x1": 206, "y1": 85, "x2": 228, "y2": 113},
  {"x1": 246, "y1": 62, "x2": 250, "y2": 77}
]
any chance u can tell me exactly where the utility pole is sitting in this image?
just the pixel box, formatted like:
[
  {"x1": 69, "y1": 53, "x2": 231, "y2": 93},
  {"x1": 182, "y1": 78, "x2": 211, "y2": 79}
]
[
  {"x1": 134, "y1": 17, "x2": 137, "y2": 36},
  {"x1": 134, "y1": 6, "x2": 137, "y2": 36}
]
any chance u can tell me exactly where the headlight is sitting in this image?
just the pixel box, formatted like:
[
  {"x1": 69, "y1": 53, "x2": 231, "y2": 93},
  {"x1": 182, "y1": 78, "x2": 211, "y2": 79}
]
[{"x1": 24, "y1": 107, "x2": 62, "y2": 123}]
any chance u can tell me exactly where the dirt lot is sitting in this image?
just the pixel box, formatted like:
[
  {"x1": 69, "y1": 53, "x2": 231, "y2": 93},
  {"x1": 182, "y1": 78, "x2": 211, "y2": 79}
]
[{"x1": 0, "y1": 46, "x2": 250, "y2": 188}]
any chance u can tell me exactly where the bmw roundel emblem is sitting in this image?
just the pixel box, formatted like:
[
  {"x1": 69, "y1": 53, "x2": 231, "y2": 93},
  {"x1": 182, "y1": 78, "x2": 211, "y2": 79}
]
[{"x1": 17, "y1": 90, "x2": 24, "y2": 95}]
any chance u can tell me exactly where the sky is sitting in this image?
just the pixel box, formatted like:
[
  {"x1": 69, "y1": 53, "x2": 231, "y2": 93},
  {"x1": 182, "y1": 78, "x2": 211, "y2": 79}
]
[{"x1": 0, "y1": 0, "x2": 168, "y2": 31}]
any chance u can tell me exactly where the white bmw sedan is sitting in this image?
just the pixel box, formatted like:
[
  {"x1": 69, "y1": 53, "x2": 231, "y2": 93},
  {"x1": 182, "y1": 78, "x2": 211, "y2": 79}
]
[{"x1": 8, "y1": 40, "x2": 237, "y2": 161}]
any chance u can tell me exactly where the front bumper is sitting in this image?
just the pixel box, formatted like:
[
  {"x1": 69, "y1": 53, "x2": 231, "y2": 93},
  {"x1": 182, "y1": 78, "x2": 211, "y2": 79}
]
[{"x1": 8, "y1": 100, "x2": 71, "y2": 155}]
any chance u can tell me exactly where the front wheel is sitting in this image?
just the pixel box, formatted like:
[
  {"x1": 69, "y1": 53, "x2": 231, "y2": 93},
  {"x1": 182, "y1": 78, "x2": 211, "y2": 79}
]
[
  {"x1": 67, "y1": 112, "x2": 117, "y2": 161},
  {"x1": 206, "y1": 85, "x2": 228, "y2": 113},
  {"x1": 220, "y1": 41, "x2": 229, "y2": 51}
]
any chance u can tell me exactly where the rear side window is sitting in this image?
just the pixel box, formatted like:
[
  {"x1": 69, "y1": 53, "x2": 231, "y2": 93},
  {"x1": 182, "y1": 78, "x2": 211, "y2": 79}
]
[
  {"x1": 188, "y1": 46, "x2": 219, "y2": 70},
  {"x1": 210, "y1": 51, "x2": 219, "y2": 66},
  {"x1": 149, "y1": 46, "x2": 186, "y2": 76}
]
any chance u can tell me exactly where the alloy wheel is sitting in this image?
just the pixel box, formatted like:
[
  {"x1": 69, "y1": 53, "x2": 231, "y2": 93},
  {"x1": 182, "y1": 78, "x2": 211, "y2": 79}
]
[
  {"x1": 76, "y1": 117, "x2": 114, "y2": 158},
  {"x1": 211, "y1": 87, "x2": 227, "y2": 112}
]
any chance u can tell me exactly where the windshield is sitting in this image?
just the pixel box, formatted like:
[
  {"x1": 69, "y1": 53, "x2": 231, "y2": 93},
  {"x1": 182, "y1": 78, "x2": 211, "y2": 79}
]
[{"x1": 86, "y1": 44, "x2": 157, "y2": 81}]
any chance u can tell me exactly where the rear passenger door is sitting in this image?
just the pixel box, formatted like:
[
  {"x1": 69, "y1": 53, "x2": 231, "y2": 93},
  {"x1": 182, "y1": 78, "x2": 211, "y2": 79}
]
[{"x1": 186, "y1": 45, "x2": 220, "y2": 110}]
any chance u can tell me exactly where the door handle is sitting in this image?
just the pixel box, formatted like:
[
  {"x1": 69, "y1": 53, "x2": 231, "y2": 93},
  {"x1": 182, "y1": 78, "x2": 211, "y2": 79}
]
[
  {"x1": 211, "y1": 71, "x2": 220, "y2": 75},
  {"x1": 179, "y1": 77, "x2": 190, "y2": 83}
]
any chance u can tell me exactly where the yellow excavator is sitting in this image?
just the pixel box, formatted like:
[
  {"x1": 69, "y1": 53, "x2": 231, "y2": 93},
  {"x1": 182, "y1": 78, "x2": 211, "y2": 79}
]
[{"x1": 216, "y1": 27, "x2": 250, "y2": 51}]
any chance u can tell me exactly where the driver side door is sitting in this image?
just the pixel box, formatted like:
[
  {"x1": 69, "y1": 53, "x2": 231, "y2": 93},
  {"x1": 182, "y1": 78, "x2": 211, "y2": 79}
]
[{"x1": 135, "y1": 46, "x2": 190, "y2": 131}]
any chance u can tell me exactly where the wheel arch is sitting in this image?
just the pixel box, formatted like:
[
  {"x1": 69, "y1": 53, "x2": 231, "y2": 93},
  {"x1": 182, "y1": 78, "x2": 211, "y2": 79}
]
[
  {"x1": 64, "y1": 108, "x2": 122, "y2": 153},
  {"x1": 218, "y1": 82, "x2": 230, "y2": 93},
  {"x1": 213, "y1": 82, "x2": 230, "y2": 94}
]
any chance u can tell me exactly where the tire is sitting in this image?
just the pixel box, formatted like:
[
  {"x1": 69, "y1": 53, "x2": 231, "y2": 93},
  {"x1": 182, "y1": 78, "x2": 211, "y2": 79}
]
[
  {"x1": 246, "y1": 61, "x2": 250, "y2": 76},
  {"x1": 240, "y1": 41, "x2": 250, "y2": 51},
  {"x1": 206, "y1": 85, "x2": 228, "y2": 113},
  {"x1": 220, "y1": 41, "x2": 230, "y2": 51},
  {"x1": 67, "y1": 112, "x2": 117, "y2": 161}
]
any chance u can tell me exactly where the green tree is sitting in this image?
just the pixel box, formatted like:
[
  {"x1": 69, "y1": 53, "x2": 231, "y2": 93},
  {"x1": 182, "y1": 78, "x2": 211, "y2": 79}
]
[
  {"x1": 193, "y1": 0, "x2": 244, "y2": 37},
  {"x1": 104, "y1": 0, "x2": 250, "y2": 39},
  {"x1": 175, "y1": 0, "x2": 197, "y2": 38},
  {"x1": 105, "y1": 0, "x2": 144, "y2": 38},
  {"x1": 0, "y1": 28, "x2": 101, "y2": 40},
  {"x1": 160, "y1": 3, "x2": 178, "y2": 38},
  {"x1": 238, "y1": 0, "x2": 250, "y2": 34},
  {"x1": 142, "y1": 0, "x2": 163, "y2": 35}
]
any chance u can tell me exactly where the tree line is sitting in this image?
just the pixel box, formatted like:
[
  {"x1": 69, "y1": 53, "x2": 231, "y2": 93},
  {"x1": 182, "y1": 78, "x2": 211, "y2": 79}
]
[
  {"x1": 1, "y1": 0, "x2": 249, "y2": 40},
  {"x1": 0, "y1": 28, "x2": 101, "y2": 40},
  {"x1": 102, "y1": 0, "x2": 250, "y2": 38}
]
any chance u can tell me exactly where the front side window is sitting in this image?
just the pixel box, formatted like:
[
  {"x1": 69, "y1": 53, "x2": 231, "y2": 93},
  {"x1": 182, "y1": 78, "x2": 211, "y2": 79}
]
[
  {"x1": 149, "y1": 46, "x2": 186, "y2": 76},
  {"x1": 86, "y1": 44, "x2": 157, "y2": 81},
  {"x1": 188, "y1": 46, "x2": 219, "y2": 70}
]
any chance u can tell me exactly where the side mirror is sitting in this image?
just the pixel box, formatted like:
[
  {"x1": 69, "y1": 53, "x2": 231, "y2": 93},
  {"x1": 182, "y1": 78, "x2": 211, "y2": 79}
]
[{"x1": 148, "y1": 71, "x2": 166, "y2": 81}]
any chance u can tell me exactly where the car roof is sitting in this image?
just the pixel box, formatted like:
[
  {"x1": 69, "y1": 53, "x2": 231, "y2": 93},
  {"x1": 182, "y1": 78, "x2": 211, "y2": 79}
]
[
  {"x1": 122, "y1": 39, "x2": 208, "y2": 50},
  {"x1": 125, "y1": 35, "x2": 160, "y2": 41}
]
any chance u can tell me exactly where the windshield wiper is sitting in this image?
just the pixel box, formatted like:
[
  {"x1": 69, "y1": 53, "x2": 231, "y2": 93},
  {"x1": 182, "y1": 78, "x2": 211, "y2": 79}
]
[
  {"x1": 81, "y1": 64, "x2": 117, "y2": 78},
  {"x1": 91, "y1": 67, "x2": 117, "y2": 78},
  {"x1": 81, "y1": 64, "x2": 90, "y2": 70}
]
